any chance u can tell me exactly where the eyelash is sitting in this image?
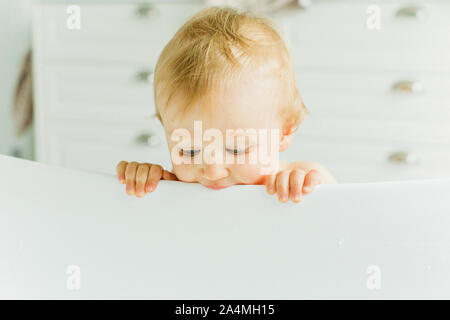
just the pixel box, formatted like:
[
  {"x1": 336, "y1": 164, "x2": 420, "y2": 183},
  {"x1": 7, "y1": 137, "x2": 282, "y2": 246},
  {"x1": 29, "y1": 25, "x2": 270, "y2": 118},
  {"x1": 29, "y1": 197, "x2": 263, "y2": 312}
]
[
  {"x1": 180, "y1": 149, "x2": 200, "y2": 157},
  {"x1": 180, "y1": 148, "x2": 249, "y2": 157}
]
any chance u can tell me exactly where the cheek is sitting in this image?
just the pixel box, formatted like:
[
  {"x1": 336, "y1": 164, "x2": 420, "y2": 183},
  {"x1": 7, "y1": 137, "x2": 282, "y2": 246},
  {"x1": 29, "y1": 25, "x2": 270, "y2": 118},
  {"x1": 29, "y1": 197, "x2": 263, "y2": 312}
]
[
  {"x1": 230, "y1": 162, "x2": 265, "y2": 184},
  {"x1": 230, "y1": 147, "x2": 280, "y2": 184},
  {"x1": 172, "y1": 164, "x2": 197, "y2": 182}
]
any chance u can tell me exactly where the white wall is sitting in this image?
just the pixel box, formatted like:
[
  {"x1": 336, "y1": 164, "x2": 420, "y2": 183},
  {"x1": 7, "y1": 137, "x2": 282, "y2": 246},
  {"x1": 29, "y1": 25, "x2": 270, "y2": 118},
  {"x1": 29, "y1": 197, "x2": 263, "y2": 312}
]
[{"x1": 0, "y1": 0, "x2": 33, "y2": 159}]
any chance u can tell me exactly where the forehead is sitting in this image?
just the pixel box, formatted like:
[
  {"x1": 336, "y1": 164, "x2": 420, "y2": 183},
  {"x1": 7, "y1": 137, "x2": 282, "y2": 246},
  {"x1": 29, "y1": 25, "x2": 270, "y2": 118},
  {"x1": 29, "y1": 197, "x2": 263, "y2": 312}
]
[{"x1": 163, "y1": 73, "x2": 283, "y2": 134}]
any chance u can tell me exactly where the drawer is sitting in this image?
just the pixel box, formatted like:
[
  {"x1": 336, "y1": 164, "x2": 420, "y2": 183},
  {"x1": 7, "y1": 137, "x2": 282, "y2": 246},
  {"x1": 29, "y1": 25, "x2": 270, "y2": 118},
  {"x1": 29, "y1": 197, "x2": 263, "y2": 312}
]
[
  {"x1": 34, "y1": 2, "x2": 202, "y2": 61},
  {"x1": 47, "y1": 140, "x2": 172, "y2": 176},
  {"x1": 39, "y1": 119, "x2": 172, "y2": 174},
  {"x1": 39, "y1": 62, "x2": 157, "y2": 120},
  {"x1": 273, "y1": 1, "x2": 450, "y2": 71},
  {"x1": 296, "y1": 71, "x2": 450, "y2": 123},
  {"x1": 281, "y1": 137, "x2": 450, "y2": 183},
  {"x1": 297, "y1": 116, "x2": 450, "y2": 147}
]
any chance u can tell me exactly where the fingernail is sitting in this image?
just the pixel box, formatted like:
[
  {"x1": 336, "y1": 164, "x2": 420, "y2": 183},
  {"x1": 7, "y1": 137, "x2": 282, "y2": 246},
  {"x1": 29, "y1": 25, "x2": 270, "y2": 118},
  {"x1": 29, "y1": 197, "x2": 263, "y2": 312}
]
[
  {"x1": 293, "y1": 194, "x2": 300, "y2": 202},
  {"x1": 304, "y1": 186, "x2": 312, "y2": 193}
]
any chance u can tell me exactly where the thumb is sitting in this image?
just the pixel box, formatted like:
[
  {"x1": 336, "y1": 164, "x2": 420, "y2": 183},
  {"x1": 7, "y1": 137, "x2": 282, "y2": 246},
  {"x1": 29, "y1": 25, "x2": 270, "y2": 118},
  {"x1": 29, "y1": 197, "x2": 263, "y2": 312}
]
[{"x1": 162, "y1": 170, "x2": 178, "y2": 181}]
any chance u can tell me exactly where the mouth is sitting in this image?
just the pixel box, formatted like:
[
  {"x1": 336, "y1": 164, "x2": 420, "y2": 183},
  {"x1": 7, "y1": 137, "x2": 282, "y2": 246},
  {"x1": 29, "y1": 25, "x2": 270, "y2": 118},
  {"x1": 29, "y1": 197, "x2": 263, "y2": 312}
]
[{"x1": 204, "y1": 184, "x2": 228, "y2": 190}]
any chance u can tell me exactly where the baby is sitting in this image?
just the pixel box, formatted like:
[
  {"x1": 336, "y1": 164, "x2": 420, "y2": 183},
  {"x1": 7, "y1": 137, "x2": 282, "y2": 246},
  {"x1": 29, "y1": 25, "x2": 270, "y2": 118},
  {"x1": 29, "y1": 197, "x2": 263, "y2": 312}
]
[{"x1": 116, "y1": 7, "x2": 336, "y2": 203}]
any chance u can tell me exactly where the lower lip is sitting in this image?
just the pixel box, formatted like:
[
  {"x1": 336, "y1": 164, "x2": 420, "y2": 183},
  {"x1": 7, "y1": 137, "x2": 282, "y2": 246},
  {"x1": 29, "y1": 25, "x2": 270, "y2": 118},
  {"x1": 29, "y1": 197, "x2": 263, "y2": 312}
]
[{"x1": 205, "y1": 185, "x2": 228, "y2": 190}]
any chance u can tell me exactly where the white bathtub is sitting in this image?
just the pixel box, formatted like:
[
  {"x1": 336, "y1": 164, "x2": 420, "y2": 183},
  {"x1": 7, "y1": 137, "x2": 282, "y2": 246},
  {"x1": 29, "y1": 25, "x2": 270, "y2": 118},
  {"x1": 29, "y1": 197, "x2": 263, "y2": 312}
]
[{"x1": 1, "y1": 154, "x2": 450, "y2": 299}]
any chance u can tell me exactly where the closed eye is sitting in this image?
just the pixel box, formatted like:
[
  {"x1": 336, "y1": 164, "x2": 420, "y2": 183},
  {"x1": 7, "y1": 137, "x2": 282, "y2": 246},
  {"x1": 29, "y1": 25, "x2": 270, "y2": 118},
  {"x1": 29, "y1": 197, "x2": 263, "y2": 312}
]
[
  {"x1": 180, "y1": 146, "x2": 252, "y2": 157},
  {"x1": 180, "y1": 148, "x2": 201, "y2": 157},
  {"x1": 226, "y1": 147, "x2": 250, "y2": 155}
]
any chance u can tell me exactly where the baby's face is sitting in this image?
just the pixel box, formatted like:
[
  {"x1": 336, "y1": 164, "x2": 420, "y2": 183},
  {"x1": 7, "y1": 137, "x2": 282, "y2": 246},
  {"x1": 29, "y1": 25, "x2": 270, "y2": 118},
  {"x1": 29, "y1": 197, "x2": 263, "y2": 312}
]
[{"x1": 160, "y1": 74, "x2": 290, "y2": 189}]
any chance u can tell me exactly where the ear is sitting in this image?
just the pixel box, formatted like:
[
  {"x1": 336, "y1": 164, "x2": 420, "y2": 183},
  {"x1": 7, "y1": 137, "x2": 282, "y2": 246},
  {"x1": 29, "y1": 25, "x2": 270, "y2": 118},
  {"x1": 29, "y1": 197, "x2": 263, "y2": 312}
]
[
  {"x1": 279, "y1": 127, "x2": 294, "y2": 152},
  {"x1": 278, "y1": 107, "x2": 303, "y2": 152}
]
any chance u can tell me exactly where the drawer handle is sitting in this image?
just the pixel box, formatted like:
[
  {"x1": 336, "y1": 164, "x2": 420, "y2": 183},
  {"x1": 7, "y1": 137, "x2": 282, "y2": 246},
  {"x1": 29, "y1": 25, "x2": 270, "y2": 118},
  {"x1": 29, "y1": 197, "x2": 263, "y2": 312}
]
[
  {"x1": 392, "y1": 80, "x2": 424, "y2": 93},
  {"x1": 135, "y1": 133, "x2": 161, "y2": 147},
  {"x1": 135, "y1": 4, "x2": 156, "y2": 18},
  {"x1": 395, "y1": 6, "x2": 426, "y2": 20},
  {"x1": 135, "y1": 69, "x2": 154, "y2": 84},
  {"x1": 388, "y1": 151, "x2": 419, "y2": 165}
]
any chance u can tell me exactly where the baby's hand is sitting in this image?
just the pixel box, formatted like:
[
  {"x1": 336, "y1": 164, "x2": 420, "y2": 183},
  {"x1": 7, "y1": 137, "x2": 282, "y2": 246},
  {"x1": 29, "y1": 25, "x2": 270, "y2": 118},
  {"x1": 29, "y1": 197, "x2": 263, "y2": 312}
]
[
  {"x1": 265, "y1": 169, "x2": 322, "y2": 203},
  {"x1": 116, "y1": 161, "x2": 178, "y2": 197}
]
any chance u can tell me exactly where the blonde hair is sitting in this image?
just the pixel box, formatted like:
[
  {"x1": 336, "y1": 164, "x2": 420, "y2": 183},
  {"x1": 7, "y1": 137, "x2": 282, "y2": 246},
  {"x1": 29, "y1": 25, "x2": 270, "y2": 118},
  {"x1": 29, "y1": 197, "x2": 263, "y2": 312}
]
[{"x1": 153, "y1": 6, "x2": 306, "y2": 133}]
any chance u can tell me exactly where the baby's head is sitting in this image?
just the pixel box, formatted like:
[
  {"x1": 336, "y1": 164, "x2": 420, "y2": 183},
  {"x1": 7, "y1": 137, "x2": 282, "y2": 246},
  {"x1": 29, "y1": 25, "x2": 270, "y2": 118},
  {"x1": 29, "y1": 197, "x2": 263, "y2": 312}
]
[{"x1": 153, "y1": 7, "x2": 306, "y2": 189}]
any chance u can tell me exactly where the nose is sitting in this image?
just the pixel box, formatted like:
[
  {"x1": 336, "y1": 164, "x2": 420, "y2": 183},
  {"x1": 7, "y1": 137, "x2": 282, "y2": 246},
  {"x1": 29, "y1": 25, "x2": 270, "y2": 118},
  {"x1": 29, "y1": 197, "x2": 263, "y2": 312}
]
[{"x1": 200, "y1": 164, "x2": 229, "y2": 181}]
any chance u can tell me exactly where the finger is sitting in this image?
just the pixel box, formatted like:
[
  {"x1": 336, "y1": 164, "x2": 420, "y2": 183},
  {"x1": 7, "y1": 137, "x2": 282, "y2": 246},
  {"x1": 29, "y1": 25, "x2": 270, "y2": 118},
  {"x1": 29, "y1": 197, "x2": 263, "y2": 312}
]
[
  {"x1": 290, "y1": 169, "x2": 306, "y2": 203},
  {"x1": 125, "y1": 162, "x2": 139, "y2": 195},
  {"x1": 303, "y1": 169, "x2": 321, "y2": 194},
  {"x1": 116, "y1": 161, "x2": 128, "y2": 184},
  {"x1": 276, "y1": 170, "x2": 290, "y2": 202},
  {"x1": 146, "y1": 164, "x2": 163, "y2": 192},
  {"x1": 265, "y1": 173, "x2": 277, "y2": 195},
  {"x1": 162, "y1": 170, "x2": 178, "y2": 181},
  {"x1": 135, "y1": 164, "x2": 150, "y2": 197}
]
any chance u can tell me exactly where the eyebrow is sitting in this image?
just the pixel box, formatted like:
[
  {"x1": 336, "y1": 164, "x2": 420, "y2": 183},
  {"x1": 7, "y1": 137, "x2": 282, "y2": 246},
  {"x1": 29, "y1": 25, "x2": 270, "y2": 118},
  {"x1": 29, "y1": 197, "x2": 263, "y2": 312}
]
[
  {"x1": 168, "y1": 127, "x2": 260, "y2": 135},
  {"x1": 168, "y1": 129, "x2": 259, "y2": 145}
]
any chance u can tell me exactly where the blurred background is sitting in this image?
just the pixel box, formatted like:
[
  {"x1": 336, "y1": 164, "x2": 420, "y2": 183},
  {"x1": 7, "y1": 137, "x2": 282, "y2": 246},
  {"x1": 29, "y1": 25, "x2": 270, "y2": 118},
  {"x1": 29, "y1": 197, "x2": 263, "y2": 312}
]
[
  {"x1": 1, "y1": 0, "x2": 33, "y2": 159},
  {"x1": 1, "y1": 0, "x2": 450, "y2": 183}
]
